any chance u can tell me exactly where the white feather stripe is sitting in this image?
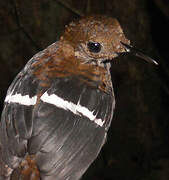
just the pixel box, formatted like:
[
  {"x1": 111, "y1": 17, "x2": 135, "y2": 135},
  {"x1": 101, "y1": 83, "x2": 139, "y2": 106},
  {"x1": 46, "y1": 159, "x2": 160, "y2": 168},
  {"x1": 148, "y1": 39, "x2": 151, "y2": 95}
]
[
  {"x1": 5, "y1": 93, "x2": 37, "y2": 106},
  {"x1": 40, "y1": 92, "x2": 104, "y2": 127}
]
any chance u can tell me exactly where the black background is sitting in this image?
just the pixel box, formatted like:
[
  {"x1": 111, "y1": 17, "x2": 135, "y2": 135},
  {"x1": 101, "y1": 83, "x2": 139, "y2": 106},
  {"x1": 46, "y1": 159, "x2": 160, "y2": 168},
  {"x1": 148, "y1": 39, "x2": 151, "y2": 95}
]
[{"x1": 0, "y1": 0, "x2": 169, "y2": 179}]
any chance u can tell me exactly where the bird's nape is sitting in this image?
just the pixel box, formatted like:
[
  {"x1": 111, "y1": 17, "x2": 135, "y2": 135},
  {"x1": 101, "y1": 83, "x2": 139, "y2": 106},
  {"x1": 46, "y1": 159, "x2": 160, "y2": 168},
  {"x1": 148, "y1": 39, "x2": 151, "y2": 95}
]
[{"x1": 120, "y1": 41, "x2": 158, "y2": 65}]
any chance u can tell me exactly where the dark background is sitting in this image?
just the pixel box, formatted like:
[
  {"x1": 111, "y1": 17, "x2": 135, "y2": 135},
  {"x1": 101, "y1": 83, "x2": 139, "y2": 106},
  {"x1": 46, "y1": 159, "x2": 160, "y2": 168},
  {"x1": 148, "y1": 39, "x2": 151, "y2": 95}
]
[{"x1": 0, "y1": 0, "x2": 169, "y2": 179}]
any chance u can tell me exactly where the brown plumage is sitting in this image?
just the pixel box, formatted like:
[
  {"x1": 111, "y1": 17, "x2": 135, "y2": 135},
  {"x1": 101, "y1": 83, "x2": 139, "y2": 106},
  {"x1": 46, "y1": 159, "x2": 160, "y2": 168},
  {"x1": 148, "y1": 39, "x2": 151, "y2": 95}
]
[
  {"x1": 32, "y1": 15, "x2": 129, "y2": 94},
  {"x1": 10, "y1": 156, "x2": 40, "y2": 180}
]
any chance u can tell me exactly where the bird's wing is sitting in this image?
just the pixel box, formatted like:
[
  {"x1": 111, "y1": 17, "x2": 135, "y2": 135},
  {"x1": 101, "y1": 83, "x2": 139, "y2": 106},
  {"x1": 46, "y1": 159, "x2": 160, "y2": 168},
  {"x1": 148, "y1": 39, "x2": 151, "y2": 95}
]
[
  {"x1": 27, "y1": 77, "x2": 114, "y2": 180},
  {"x1": 0, "y1": 43, "x2": 115, "y2": 180},
  {"x1": 0, "y1": 43, "x2": 53, "y2": 179}
]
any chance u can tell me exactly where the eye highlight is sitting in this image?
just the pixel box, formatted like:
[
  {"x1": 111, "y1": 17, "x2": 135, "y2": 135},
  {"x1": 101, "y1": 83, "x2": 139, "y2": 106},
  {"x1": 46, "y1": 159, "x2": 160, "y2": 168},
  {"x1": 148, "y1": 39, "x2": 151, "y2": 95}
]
[{"x1": 87, "y1": 42, "x2": 102, "y2": 53}]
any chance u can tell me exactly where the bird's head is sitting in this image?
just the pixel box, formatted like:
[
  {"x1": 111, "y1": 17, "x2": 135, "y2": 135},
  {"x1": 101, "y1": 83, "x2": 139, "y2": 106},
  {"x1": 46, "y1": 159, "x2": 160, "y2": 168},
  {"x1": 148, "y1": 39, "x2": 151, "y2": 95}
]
[
  {"x1": 60, "y1": 15, "x2": 129, "y2": 67},
  {"x1": 60, "y1": 15, "x2": 158, "y2": 67}
]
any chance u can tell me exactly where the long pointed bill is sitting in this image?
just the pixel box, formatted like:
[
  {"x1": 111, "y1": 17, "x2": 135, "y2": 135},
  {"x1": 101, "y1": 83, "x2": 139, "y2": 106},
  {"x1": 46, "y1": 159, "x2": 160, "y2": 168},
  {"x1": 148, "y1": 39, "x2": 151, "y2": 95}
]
[{"x1": 120, "y1": 42, "x2": 158, "y2": 65}]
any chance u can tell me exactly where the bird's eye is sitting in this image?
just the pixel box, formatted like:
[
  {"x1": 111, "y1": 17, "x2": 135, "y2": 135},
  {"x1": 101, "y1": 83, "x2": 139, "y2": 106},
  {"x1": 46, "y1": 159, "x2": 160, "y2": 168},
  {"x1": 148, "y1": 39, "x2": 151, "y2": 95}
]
[{"x1": 87, "y1": 42, "x2": 102, "y2": 53}]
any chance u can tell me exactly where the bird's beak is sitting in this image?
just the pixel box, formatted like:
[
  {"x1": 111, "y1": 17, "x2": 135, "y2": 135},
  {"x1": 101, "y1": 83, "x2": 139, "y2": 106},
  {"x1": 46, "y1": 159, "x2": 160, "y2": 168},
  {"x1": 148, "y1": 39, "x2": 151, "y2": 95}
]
[{"x1": 120, "y1": 42, "x2": 158, "y2": 65}]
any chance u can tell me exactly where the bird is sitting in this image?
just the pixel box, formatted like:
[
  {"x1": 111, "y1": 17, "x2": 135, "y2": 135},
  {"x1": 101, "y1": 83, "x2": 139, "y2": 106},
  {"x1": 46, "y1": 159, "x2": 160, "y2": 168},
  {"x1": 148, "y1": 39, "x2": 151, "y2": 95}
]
[{"x1": 0, "y1": 15, "x2": 157, "y2": 180}]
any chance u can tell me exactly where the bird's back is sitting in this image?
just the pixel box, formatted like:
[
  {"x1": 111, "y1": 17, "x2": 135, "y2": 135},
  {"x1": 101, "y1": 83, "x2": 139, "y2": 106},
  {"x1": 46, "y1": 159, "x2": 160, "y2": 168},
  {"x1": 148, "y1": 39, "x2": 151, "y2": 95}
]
[{"x1": 0, "y1": 41, "x2": 115, "y2": 180}]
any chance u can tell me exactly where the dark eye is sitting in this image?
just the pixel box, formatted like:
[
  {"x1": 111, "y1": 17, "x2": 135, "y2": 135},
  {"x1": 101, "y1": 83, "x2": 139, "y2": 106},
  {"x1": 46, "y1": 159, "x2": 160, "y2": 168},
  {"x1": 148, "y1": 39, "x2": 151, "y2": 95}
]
[{"x1": 87, "y1": 42, "x2": 102, "y2": 53}]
